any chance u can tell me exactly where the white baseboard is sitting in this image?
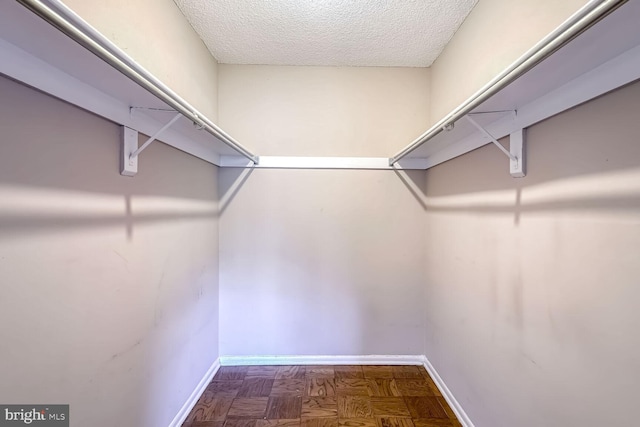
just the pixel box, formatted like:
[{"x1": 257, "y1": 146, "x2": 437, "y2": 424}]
[
  {"x1": 219, "y1": 355, "x2": 425, "y2": 366},
  {"x1": 421, "y1": 355, "x2": 475, "y2": 427},
  {"x1": 168, "y1": 357, "x2": 221, "y2": 427}
]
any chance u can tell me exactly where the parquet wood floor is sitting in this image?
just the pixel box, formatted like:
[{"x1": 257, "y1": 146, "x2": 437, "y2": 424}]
[{"x1": 183, "y1": 365, "x2": 461, "y2": 427}]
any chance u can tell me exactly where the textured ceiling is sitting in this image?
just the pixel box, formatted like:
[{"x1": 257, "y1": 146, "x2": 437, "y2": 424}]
[{"x1": 173, "y1": 0, "x2": 478, "y2": 67}]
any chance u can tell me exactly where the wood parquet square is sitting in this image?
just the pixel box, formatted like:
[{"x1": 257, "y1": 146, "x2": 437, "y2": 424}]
[{"x1": 182, "y1": 365, "x2": 461, "y2": 427}]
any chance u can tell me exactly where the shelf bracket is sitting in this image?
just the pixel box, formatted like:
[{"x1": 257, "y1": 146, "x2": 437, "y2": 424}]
[
  {"x1": 464, "y1": 115, "x2": 525, "y2": 178},
  {"x1": 121, "y1": 112, "x2": 182, "y2": 176},
  {"x1": 509, "y1": 128, "x2": 526, "y2": 178}
]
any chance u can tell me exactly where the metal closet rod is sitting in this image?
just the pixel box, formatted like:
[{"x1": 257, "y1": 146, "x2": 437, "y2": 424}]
[
  {"x1": 389, "y1": 0, "x2": 626, "y2": 166},
  {"x1": 17, "y1": 0, "x2": 259, "y2": 164}
]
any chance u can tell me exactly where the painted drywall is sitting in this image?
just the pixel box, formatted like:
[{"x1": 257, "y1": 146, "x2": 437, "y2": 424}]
[
  {"x1": 0, "y1": 76, "x2": 220, "y2": 427},
  {"x1": 218, "y1": 65, "x2": 430, "y2": 157},
  {"x1": 217, "y1": 65, "x2": 429, "y2": 357},
  {"x1": 218, "y1": 168, "x2": 426, "y2": 356},
  {"x1": 61, "y1": 0, "x2": 220, "y2": 121},
  {"x1": 421, "y1": 80, "x2": 640, "y2": 426},
  {"x1": 429, "y1": 0, "x2": 589, "y2": 123}
]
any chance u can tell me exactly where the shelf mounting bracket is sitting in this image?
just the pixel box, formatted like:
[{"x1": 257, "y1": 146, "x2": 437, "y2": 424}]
[
  {"x1": 121, "y1": 112, "x2": 182, "y2": 176},
  {"x1": 464, "y1": 115, "x2": 525, "y2": 178}
]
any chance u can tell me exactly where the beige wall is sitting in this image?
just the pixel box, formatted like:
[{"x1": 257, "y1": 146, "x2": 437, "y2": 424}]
[
  {"x1": 62, "y1": 0, "x2": 220, "y2": 121},
  {"x1": 421, "y1": 80, "x2": 640, "y2": 426},
  {"x1": 217, "y1": 65, "x2": 430, "y2": 356},
  {"x1": 429, "y1": 0, "x2": 588, "y2": 123},
  {"x1": 0, "y1": 76, "x2": 220, "y2": 427},
  {"x1": 218, "y1": 65, "x2": 430, "y2": 157}
]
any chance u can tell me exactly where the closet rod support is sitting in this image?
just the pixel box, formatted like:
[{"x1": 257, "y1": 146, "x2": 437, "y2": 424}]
[
  {"x1": 464, "y1": 115, "x2": 517, "y2": 162},
  {"x1": 389, "y1": 0, "x2": 625, "y2": 165},
  {"x1": 17, "y1": 0, "x2": 259, "y2": 164},
  {"x1": 130, "y1": 112, "x2": 182, "y2": 159}
]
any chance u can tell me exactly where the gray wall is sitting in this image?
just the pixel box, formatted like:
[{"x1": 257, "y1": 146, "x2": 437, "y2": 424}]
[
  {"x1": 421, "y1": 80, "x2": 640, "y2": 426},
  {"x1": 219, "y1": 168, "x2": 426, "y2": 356},
  {"x1": 0, "y1": 76, "x2": 220, "y2": 427}
]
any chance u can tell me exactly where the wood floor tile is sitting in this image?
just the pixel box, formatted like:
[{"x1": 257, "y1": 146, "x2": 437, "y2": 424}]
[
  {"x1": 335, "y1": 379, "x2": 370, "y2": 396},
  {"x1": 186, "y1": 394, "x2": 234, "y2": 423},
  {"x1": 435, "y1": 398, "x2": 457, "y2": 421},
  {"x1": 337, "y1": 396, "x2": 373, "y2": 418},
  {"x1": 394, "y1": 380, "x2": 436, "y2": 397},
  {"x1": 184, "y1": 366, "x2": 460, "y2": 427},
  {"x1": 338, "y1": 418, "x2": 377, "y2": 427},
  {"x1": 247, "y1": 366, "x2": 280, "y2": 379},
  {"x1": 267, "y1": 396, "x2": 303, "y2": 419},
  {"x1": 224, "y1": 420, "x2": 258, "y2": 427},
  {"x1": 306, "y1": 378, "x2": 336, "y2": 397},
  {"x1": 411, "y1": 420, "x2": 458, "y2": 427},
  {"x1": 426, "y1": 381, "x2": 442, "y2": 398},
  {"x1": 306, "y1": 366, "x2": 335, "y2": 378},
  {"x1": 366, "y1": 380, "x2": 400, "y2": 397},
  {"x1": 271, "y1": 379, "x2": 305, "y2": 396},
  {"x1": 362, "y1": 367, "x2": 394, "y2": 379},
  {"x1": 207, "y1": 381, "x2": 244, "y2": 397},
  {"x1": 188, "y1": 422, "x2": 226, "y2": 427},
  {"x1": 302, "y1": 397, "x2": 337, "y2": 418},
  {"x1": 227, "y1": 398, "x2": 269, "y2": 418},
  {"x1": 334, "y1": 366, "x2": 364, "y2": 380},
  {"x1": 256, "y1": 419, "x2": 301, "y2": 427},
  {"x1": 391, "y1": 367, "x2": 422, "y2": 380},
  {"x1": 216, "y1": 367, "x2": 249, "y2": 381},
  {"x1": 406, "y1": 374, "x2": 440, "y2": 397},
  {"x1": 238, "y1": 378, "x2": 274, "y2": 397},
  {"x1": 301, "y1": 418, "x2": 338, "y2": 427},
  {"x1": 277, "y1": 366, "x2": 306, "y2": 380},
  {"x1": 207, "y1": 398, "x2": 235, "y2": 422},
  {"x1": 403, "y1": 397, "x2": 448, "y2": 420},
  {"x1": 369, "y1": 398, "x2": 410, "y2": 417},
  {"x1": 416, "y1": 368, "x2": 430, "y2": 380},
  {"x1": 376, "y1": 418, "x2": 414, "y2": 427}
]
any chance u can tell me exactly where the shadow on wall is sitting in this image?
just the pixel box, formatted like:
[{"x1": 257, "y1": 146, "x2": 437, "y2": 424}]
[
  {"x1": 0, "y1": 76, "x2": 220, "y2": 427},
  {"x1": 0, "y1": 77, "x2": 218, "y2": 242},
  {"x1": 0, "y1": 190, "x2": 218, "y2": 241},
  {"x1": 218, "y1": 166, "x2": 254, "y2": 215},
  {"x1": 216, "y1": 166, "x2": 427, "y2": 356},
  {"x1": 393, "y1": 80, "x2": 640, "y2": 223},
  {"x1": 412, "y1": 80, "x2": 640, "y2": 427}
]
